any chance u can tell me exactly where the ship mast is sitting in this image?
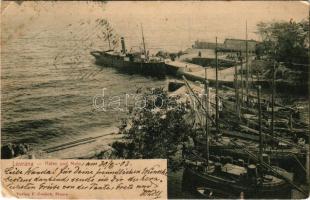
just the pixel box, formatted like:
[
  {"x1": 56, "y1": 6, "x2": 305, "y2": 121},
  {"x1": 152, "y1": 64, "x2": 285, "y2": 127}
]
[
  {"x1": 215, "y1": 37, "x2": 219, "y2": 134},
  {"x1": 140, "y1": 24, "x2": 147, "y2": 60},
  {"x1": 245, "y1": 20, "x2": 249, "y2": 103},
  {"x1": 204, "y1": 68, "x2": 209, "y2": 167},
  {"x1": 271, "y1": 61, "x2": 276, "y2": 139},
  {"x1": 257, "y1": 85, "x2": 263, "y2": 168},
  {"x1": 235, "y1": 59, "x2": 240, "y2": 119},
  {"x1": 240, "y1": 52, "x2": 244, "y2": 106}
]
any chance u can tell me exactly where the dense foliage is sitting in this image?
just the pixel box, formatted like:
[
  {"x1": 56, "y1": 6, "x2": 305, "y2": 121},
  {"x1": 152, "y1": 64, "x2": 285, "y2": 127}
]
[
  {"x1": 256, "y1": 19, "x2": 309, "y2": 64},
  {"x1": 112, "y1": 88, "x2": 193, "y2": 170},
  {"x1": 255, "y1": 19, "x2": 309, "y2": 83}
]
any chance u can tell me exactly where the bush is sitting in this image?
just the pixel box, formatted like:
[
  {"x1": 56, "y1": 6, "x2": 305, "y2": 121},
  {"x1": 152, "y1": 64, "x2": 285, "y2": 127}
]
[{"x1": 112, "y1": 87, "x2": 194, "y2": 170}]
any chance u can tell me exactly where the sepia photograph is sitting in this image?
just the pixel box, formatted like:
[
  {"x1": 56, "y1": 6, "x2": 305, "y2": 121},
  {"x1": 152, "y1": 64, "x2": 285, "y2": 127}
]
[{"x1": 1, "y1": 1, "x2": 309, "y2": 199}]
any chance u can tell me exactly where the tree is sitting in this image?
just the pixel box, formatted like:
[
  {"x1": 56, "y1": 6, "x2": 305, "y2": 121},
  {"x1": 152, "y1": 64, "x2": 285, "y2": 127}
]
[
  {"x1": 256, "y1": 19, "x2": 309, "y2": 66},
  {"x1": 112, "y1": 88, "x2": 194, "y2": 170},
  {"x1": 255, "y1": 19, "x2": 309, "y2": 83}
]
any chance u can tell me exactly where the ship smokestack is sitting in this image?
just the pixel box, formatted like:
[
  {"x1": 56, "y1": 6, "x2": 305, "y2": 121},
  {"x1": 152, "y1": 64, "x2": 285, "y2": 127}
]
[{"x1": 121, "y1": 37, "x2": 126, "y2": 54}]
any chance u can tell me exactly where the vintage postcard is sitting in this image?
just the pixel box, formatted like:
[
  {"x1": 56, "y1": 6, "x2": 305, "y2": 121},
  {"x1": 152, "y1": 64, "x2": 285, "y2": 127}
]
[{"x1": 1, "y1": 1, "x2": 309, "y2": 199}]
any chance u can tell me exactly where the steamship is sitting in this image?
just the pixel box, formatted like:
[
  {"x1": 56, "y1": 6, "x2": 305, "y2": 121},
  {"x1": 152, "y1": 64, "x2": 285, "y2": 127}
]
[{"x1": 91, "y1": 30, "x2": 166, "y2": 78}]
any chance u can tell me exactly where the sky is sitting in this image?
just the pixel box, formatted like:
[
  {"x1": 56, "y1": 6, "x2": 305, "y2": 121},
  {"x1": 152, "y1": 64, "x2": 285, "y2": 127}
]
[{"x1": 1, "y1": 1, "x2": 309, "y2": 49}]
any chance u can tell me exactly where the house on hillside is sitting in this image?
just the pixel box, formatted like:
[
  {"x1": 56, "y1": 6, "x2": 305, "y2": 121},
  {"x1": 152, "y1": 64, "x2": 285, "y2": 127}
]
[
  {"x1": 223, "y1": 38, "x2": 257, "y2": 53},
  {"x1": 193, "y1": 40, "x2": 225, "y2": 49},
  {"x1": 193, "y1": 39, "x2": 258, "y2": 53}
]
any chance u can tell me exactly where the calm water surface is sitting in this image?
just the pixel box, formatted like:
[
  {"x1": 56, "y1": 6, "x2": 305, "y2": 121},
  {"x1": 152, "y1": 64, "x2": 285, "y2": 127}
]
[{"x1": 1, "y1": 23, "x2": 167, "y2": 148}]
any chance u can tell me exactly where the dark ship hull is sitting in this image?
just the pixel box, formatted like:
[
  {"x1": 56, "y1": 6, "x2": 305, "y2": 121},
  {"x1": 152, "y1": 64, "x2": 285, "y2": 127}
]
[
  {"x1": 182, "y1": 166, "x2": 292, "y2": 199},
  {"x1": 91, "y1": 50, "x2": 166, "y2": 78}
]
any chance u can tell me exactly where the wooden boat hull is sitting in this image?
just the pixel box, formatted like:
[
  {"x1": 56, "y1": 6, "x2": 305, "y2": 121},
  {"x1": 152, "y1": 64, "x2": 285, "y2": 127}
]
[{"x1": 182, "y1": 166, "x2": 292, "y2": 199}]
